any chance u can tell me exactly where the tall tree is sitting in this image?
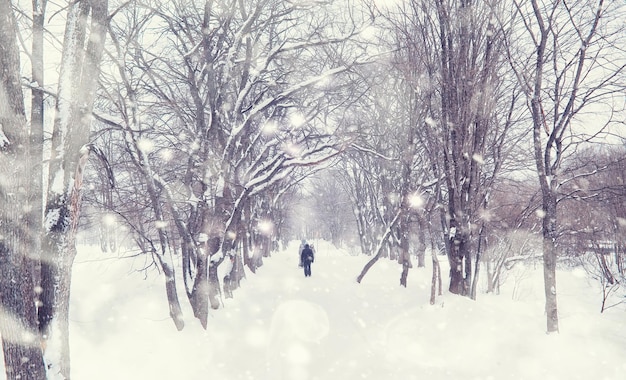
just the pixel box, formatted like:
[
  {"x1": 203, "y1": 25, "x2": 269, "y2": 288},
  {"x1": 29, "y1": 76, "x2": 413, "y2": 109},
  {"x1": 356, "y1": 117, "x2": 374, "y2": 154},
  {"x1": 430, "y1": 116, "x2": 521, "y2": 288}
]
[
  {"x1": 381, "y1": 0, "x2": 518, "y2": 296},
  {"x1": 0, "y1": 1, "x2": 48, "y2": 378},
  {"x1": 30, "y1": 0, "x2": 47, "y2": 283},
  {"x1": 39, "y1": 0, "x2": 109, "y2": 376},
  {"x1": 88, "y1": 0, "x2": 369, "y2": 329},
  {"x1": 431, "y1": 0, "x2": 510, "y2": 296},
  {"x1": 507, "y1": 0, "x2": 626, "y2": 333}
]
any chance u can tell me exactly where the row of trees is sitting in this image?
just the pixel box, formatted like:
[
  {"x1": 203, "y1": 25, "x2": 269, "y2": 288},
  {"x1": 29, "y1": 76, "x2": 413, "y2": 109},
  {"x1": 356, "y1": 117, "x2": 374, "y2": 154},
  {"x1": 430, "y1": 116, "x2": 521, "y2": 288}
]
[
  {"x1": 0, "y1": 0, "x2": 624, "y2": 378},
  {"x1": 333, "y1": 0, "x2": 625, "y2": 334},
  {"x1": 86, "y1": 0, "x2": 373, "y2": 330}
]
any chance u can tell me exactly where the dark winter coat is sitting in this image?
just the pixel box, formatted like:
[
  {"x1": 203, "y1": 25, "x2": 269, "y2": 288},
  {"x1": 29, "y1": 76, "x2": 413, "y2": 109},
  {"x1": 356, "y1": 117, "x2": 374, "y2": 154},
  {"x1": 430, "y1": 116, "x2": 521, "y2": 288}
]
[{"x1": 301, "y1": 247, "x2": 314, "y2": 263}]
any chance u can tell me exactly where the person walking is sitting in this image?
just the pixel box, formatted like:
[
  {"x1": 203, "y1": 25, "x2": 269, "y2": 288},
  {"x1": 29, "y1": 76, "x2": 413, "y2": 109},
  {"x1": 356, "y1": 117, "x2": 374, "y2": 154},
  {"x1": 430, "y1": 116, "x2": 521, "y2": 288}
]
[
  {"x1": 300, "y1": 243, "x2": 314, "y2": 277},
  {"x1": 298, "y1": 239, "x2": 307, "y2": 267}
]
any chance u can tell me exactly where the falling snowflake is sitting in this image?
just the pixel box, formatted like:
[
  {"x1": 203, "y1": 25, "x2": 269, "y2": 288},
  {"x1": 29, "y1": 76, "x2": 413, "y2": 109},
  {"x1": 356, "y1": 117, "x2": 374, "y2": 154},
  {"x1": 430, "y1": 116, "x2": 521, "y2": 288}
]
[
  {"x1": 258, "y1": 220, "x2": 274, "y2": 235},
  {"x1": 289, "y1": 113, "x2": 306, "y2": 128},
  {"x1": 408, "y1": 193, "x2": 424, "y2": 209},
  {"x1": 136, "y1": 138, "x2": 155, "y2": 153}
]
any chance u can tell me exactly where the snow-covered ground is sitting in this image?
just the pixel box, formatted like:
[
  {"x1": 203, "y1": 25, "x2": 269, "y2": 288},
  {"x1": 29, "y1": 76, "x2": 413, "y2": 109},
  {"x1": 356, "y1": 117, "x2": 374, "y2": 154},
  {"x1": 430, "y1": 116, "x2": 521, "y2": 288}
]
[{"x1": 8, "y1": 240, "x2": 626, "y2": 379}]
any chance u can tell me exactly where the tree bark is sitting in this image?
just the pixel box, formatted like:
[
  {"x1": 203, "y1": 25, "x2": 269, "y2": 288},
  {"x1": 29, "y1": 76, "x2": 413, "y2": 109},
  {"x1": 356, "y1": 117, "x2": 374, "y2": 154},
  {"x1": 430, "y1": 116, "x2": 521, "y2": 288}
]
[
  {"x1": 430, "y1": 253, "x2": 441, "y2": 305},
  {"x1": 434, "y1": 0, "x2": 495, "y2": 297},
  {"x1": 415, "y1": 216, "x2": 427, "y2": 268},
  {"x1": 154, "y1": 253, "x2": 185, "y2": 331},
  {"x1": 30, "y1": 0, "x2": 46, "y2": 288},
  {"x1": 540, "y1": 192, "x2": 559, "y2": 333},
  {"x1": 190, "y1": 246, "x2": 210, "y2": 328},
  {"x1": 0, "y1": 1, "x2": 47, "y2": 378},
  {"x1": 398, "y1": 214, "x2": 412, "y2": 287},
  {"x1": 40, "y1": 0, "x2": 110, "y2": 376},
  {"x1": 528, "y1": 0, "x2": 558, "y2": 333}
]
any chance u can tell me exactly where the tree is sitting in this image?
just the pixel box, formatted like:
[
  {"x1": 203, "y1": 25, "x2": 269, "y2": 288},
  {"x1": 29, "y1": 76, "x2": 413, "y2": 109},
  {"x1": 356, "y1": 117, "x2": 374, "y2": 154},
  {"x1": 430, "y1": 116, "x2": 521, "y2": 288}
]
[
  {"x1": 87, "y1": 0, "x2": 370, "y2": 329},
  {"x1": 378, "y1": 0, "x2": 521, "y2": 297},
  {"x1": 0, "y1": 0, "x2": 47, "y2": 377},
  {"x1": 39, "y1": 0, "x2": 109, "y2": 376},
  {"x1": 558, "y1": 145, "x2": 626, "y2": 311},
  {"x1": 305, "y1": 170, "x2": 358, "y2": 248},
  {"x1": 506, "y1": 0, "x2": 626, "y2": 332},
  {"x1": 30, "y1": 0, "x2": 47, "y2": 279}
]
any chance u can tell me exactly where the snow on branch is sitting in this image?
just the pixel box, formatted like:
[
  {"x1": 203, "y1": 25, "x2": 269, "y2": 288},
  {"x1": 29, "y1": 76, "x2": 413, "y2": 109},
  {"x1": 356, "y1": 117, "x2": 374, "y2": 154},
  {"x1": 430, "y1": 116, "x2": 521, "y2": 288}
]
[
  {"x1": 223, "y1": 64, "x2": 354, "y2": 159},
  {"x1": 350, "y1": 143, "x2": 397, "y2": 161},
  {"x1": 246, "y1": 143, "x2": 344, "y2": 196},
  {"x1": 0, "y1": 130, "x2": 9, "y2": 147},
  {"x1": 356, "y1": 208, "x2": 403, "y2": 283},
  {"x1": 248, "y1": 65, "x2": 350, "y2": 119}
]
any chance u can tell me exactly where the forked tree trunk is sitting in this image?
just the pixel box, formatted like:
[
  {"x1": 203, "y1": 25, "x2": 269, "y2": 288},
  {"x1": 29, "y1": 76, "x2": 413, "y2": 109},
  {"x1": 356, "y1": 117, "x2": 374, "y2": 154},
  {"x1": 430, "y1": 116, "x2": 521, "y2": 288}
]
[
  {"x1": 42, "y1": 146, "x2": 93, "y2": 378},
  {"x1": 40, "y1": 2, "x2": 109, "y2": 376},
  {"x1": 357, "y1": 210, "x2": 402, "y2": 283}
]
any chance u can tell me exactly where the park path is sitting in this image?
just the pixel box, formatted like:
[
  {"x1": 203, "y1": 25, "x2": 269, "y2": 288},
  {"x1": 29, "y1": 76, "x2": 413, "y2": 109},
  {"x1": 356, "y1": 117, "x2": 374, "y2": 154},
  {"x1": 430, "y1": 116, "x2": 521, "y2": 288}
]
[{"x1": 207, "y1": 241, "x2": 422, "y2": 380}]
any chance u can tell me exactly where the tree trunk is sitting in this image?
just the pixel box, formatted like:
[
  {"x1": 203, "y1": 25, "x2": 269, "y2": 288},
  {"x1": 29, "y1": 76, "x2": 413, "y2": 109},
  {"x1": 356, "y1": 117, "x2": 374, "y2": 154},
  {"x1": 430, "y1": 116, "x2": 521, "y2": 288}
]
[
  {"x1": 416, "y1": 216, "x2": 427, "y2": 268},
  {"x1": 40, "y1": 1, "x2": 110, "y2": 375},
  {"x1": 470, "y1": 225, "x2": 485, "y2": 300},
  {"x1": 595, "y1": 248, "x2": 615, "y2": 285},
  {"x1": 30, "y1": 0, "x2": 46, "y2": 289},
  {"x1": 191, "y1": 249, "x2": 210, "y2": 328},
  {"x1": 430, "y1": 253, "x2": 441, "y2": 305},
  {"x1": 470, "y1": 250, "x2": 481, "y2": 300},
  {"x1": 42, "y1": 147, "x2": 92, "y2": 377},
  {"x1": 486, "y1": 261, "x2": 494, "y2": 294},
  {"x1": 616, "y1": 245, "x2": 624, "y2": 275},
  {"x1": 541, "y1": 192, "x2": 559, "y2": 333},
  {"x1": 447, "y1": 217, "x2": 469, "y2": 295},
  {"x1": 0, "y1": 156, "x2": 46, "y2": 378},
  {"x1": 208, "y1": 261, "x2": 221, "y2": 309},
  {"x1": 357, "y1": 210, "x2": 402, "y2": 283},
  {"x1": 542, "y1": 234, "x2": 559, "y2": 332},
  {"x1": 191, "y1": 235, "x2": 222, "y2": 328},
  {"x1": 399, "y1": 214, "x2": 412, "y2": 287},
  {"x1": 231, "y1": 251, "x2": 245, "y2": 290},
  {"x1": 154, "y1": 254, "x2": 185, "y2": 331},
  {"x1": 243, "y1": 228, "x2": 256, "y2": 273},
  {"x1": 0, "y1": 1, "x2": 47, "y2": 377},
  {"x1": 532, "y1": 39, "x2": 560, "y2": 333}
]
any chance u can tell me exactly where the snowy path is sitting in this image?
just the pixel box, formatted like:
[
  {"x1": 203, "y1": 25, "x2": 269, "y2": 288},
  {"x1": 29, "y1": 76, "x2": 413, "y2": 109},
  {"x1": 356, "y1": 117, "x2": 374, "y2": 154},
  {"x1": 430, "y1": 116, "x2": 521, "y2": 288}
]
[
  {"x1": 65, "y1": 241, "x2": 626, "y2": 380},
  {"x1": 209, "y1": 244, "x2": 426, "y2": 380}
]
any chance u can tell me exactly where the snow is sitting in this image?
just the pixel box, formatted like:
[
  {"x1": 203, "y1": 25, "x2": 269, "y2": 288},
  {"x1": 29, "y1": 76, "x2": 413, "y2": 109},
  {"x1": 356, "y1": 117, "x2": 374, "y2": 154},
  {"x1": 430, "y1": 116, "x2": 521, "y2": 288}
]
[
  {"x1": 408, "y1": 192, "x2": 425, "y2": 209},
  {"x1": 2, "y1": 240, "x2": 625, "y2": 379},
  {"x1": 0, "y1": 129, "x2": 8, "y2": 147}
]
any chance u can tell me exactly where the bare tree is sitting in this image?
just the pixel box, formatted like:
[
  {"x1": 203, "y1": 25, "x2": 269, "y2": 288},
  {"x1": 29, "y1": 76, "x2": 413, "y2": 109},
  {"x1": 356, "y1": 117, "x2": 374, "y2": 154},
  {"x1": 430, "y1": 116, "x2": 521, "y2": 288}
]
[
  {"x1": 506, "y1": 0, "x2": 626, "y2": 333},
  {"x1": 0, "y1": 0, "x2": 47, "y2": 377},
  {"x1": 300, "y1": 169, "x2": 357, "y2": 248},
  {"x1": 558, "y1": 146, "x2": 626, "y2": 311},
  {"x1": 378, "y1": 0, "x2": 520, "y2": 298},
  {"x1": 87, "y1": 0, "x2": 370, "y2": 329},
  {"x1": 39, "y1": 0, "x2": 109, "y2": 376}
]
